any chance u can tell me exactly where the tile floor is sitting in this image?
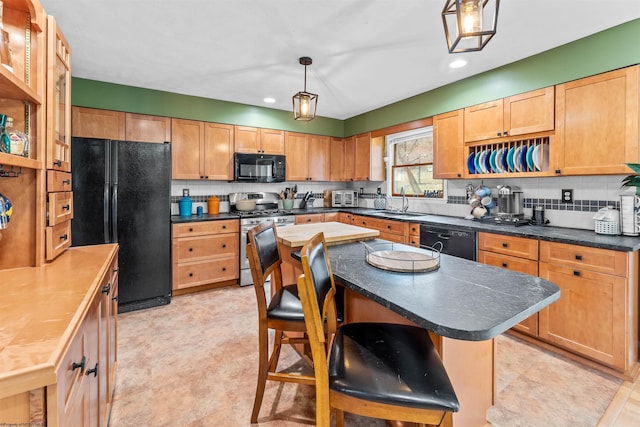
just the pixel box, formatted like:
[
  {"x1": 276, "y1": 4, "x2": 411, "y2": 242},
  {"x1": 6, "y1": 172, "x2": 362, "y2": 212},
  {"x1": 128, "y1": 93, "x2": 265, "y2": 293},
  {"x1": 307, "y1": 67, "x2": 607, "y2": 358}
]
[{"x1": 109, "y1": 285, "x2": 639, "y2": 426}]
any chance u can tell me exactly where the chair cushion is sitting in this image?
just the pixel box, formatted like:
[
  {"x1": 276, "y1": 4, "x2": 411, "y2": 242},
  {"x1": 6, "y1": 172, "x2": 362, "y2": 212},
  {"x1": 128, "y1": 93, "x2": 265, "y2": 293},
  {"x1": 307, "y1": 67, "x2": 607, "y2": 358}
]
[
  {"x1": 328, "y1": 322, "x2": 459, "y2": 412},
  {"x1": 267, "y1": 284, "x2": 305, "y2": 322}
]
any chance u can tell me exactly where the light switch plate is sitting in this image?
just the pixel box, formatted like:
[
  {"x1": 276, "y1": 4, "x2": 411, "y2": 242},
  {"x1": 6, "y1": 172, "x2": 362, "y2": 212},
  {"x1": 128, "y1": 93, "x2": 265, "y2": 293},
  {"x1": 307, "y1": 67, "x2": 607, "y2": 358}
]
[{"x1": 561, "y1": 189, "x2": 573, "y2": 203}]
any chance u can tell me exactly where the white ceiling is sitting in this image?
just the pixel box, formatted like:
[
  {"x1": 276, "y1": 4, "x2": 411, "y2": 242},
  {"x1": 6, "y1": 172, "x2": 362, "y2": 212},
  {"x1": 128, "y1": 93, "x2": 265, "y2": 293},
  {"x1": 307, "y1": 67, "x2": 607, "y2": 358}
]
[{"x1": 39, "y1": 0, "x2": 640, "y2": 120}]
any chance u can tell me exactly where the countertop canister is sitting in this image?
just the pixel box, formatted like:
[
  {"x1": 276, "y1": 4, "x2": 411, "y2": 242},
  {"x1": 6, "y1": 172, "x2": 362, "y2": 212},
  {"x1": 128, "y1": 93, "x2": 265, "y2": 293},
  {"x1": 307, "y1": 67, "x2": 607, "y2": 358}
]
[{"x1": 207, "y1": 196, "x2": 220, "y2": 214}]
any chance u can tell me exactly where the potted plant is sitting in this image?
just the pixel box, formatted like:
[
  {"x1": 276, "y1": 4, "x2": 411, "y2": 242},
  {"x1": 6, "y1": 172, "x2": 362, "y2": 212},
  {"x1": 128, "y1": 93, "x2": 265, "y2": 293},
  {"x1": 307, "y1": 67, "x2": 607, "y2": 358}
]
[{"x1": 622, "y1": 163, "x2": 640, "y2": 194}]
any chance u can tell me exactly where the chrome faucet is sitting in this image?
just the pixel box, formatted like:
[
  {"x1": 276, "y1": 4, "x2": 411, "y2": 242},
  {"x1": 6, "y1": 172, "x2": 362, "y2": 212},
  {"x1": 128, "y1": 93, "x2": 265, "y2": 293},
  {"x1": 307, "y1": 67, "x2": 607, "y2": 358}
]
[{"x1": 401, "y1": 186, "x2": 408, "y2": 212}]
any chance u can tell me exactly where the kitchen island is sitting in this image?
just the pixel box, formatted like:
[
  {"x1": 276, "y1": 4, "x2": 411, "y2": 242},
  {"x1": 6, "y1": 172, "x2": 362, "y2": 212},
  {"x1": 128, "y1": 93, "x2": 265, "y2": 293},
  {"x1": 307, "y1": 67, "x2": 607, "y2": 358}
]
[{"x1": 290, "y1": 236, "x2": 560, "y2": 427}]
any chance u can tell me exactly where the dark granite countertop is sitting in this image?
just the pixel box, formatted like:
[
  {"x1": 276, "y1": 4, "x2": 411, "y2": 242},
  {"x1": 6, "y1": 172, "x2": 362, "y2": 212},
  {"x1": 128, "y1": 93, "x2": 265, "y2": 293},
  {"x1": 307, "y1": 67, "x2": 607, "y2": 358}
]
[
  {"x1": 170, "y1": 208, "x2": 640, "y2": 252},
  {"x1": 293, "y1": 239, "x2": 560, "y2": 341}
]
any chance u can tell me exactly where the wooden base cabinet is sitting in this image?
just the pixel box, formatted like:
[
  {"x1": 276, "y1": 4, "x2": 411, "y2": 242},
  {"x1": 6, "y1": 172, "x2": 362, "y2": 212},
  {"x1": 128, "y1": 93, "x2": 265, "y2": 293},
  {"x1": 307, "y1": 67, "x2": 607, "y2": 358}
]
[
  {"x1": 538, "y1": 241, "x2": 637, "y2": 373},
  {"x1": 172, "y1": 220, "x2": 239, "y2": 290}
]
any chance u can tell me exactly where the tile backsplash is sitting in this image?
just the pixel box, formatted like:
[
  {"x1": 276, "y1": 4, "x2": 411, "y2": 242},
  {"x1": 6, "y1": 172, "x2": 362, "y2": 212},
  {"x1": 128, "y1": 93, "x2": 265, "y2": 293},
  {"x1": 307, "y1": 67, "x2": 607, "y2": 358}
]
[{"x1": 171, "y1": 175, "x2": 634, "y2": 231}]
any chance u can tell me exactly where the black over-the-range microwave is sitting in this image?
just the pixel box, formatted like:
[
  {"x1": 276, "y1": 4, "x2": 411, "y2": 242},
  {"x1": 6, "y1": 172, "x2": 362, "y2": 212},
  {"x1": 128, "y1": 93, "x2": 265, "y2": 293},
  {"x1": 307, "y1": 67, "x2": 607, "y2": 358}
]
[{"x1": 233, "y1": 152, "x2": 286, "y2": 183}]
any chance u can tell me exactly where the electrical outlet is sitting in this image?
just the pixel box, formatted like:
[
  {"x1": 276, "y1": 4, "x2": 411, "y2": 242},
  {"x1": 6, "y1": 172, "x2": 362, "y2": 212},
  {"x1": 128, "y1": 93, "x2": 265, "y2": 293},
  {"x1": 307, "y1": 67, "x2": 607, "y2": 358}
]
[{"x1": 561, "y1": 189, "x2": 573, "y2": 203}]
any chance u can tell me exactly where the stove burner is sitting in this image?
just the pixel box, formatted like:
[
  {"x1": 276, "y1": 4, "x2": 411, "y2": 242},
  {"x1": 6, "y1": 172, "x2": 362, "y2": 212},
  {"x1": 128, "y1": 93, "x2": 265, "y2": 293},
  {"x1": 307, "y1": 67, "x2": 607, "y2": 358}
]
[{"x1": 474, "y1": 216, "x2": 540, "y2": 227}]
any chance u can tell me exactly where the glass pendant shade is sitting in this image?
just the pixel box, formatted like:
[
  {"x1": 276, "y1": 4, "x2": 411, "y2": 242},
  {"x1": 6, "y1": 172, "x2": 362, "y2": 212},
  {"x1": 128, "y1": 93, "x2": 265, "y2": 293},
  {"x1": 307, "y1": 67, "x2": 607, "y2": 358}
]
[
  {"x1": 292, "y1": 57, "x2": 318, "y2": 121},
  {"x1": 442, "y1": 0, "x2": 499, "y2": 53}
]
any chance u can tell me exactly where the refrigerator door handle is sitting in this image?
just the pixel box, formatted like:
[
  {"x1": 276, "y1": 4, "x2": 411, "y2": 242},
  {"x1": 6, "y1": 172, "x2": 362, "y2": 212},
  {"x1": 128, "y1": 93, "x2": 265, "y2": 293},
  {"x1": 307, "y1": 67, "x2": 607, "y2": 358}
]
[
  {"x1": 103, "y1": 181, "x2": 110, "y2": 243},
  {"x1": 111, "y1": 183, "x2": 118, "y2": 242}
]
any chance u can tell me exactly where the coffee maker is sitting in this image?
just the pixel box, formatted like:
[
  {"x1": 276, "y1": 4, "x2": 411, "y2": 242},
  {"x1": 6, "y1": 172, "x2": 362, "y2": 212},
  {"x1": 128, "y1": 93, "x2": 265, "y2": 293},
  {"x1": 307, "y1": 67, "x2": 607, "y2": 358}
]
[{"x1": 496, "y1": 185, "x2": 524, "y2": 219}]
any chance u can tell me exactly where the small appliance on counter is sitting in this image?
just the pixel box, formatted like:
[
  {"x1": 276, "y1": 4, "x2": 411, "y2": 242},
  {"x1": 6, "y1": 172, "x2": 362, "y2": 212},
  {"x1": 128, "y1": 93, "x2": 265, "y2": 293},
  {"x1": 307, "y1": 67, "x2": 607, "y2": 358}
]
[
  {"x1": 496, "y1": 185, "x2": 524, "y2": 221},
  {"x1": 332, "y1": 190, "x2": 358, "y2": 207}
]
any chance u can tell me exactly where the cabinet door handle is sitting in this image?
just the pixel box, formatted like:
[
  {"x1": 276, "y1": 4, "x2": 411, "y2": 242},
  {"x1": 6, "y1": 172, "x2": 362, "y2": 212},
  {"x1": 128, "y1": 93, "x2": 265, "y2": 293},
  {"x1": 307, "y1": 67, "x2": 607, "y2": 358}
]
[
  {"x1": 573, "y1": 270, "x2": 581, "y2": 276},
  {"x1": 502, "y1": 242, "x2": 508, "y2": 248},
  {"x1": 53, "y1": 160, "x2": 62, "y2": 167},
  {"x1": 497, "y1": 132, "x2": 502, "y2": 137},
  {"x1": 575, "y1": 254, "x2": 582, "y2": 260},
  {"x1": 62, "y1": 179, "x2": 71, "y2": 185},
  {"x1": 112, "y1": 294, "x2": 118, "y2": 302},
  {"x1": 102, "y1": 283, "x2": 111, "y2": 294},
  {"x1": 189, "y1": 272, "x2": 193, "y2": 277},
  {"x1": 189, "y1": 227, "x2": 193, "y2": 232},
  {"x1": 60, "y1": 234, "x2": 68, "y2": 240},
  {"x1": 86, "y1": 363, "x2": 98, "y2": 377},
  {"x1": 222, "y1": 267, "x2": 226, "y2": 272},
  {"x1": 189, "y1": 248, "x2": 193, "y2": 252},
  {"x1": 222, "y1": 225, "x2": 227, "y2": 229},
  {"x1": 113, "y1": 268, "x2": 119, "y2": 273},
  {"x1": 387, "y1": 225, "x2": 391, "y2": 229},
  {"x1": 502, "y1": 262, "x2": 508, "y2": 267},
  {"x1": 72, "y1": 355, "x2": 86, "y2": 373},
  {"x1": 222, "y1": 244, "x2": 226, "y2": 248},
  {"x1": 504, "y1": 130, "x2": 509, "y2": 136},
  {"x1": 62, "y1": 204, "x2": 70, "y2": 210}
]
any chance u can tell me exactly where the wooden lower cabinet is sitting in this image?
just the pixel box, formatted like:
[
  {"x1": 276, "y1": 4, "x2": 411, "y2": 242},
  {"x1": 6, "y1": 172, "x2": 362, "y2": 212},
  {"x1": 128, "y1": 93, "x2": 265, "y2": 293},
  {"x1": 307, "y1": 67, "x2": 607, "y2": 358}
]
[
  {"x1": 407, "y1": 223, "x2": 420, "y2": 247},
  {"x1": 478, "y1": 232, "x2": 539, "y2": 336},
  {"x1": 294, "y1": 213, "x2": 324, "y2": 224},
  {"x1": 352, "y1": 215, "x2": 408, "y2": 244},
  {"x1": 538, "y1": 241, "x2": 636, "y2": 373},
  {"x1": 172, "y1": 220, "x2": 239, "y2": 290}
]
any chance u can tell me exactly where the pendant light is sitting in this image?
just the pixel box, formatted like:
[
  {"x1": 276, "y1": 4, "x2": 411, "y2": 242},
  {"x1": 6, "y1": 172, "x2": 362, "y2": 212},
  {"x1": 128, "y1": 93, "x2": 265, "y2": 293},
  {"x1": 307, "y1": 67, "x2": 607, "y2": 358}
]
[
  {"x1": 442, "y1": 0, "x2": 500, "y2": 53},
  {"x1": 292, "y1": 57, "x2": 318, "y2": 121}
]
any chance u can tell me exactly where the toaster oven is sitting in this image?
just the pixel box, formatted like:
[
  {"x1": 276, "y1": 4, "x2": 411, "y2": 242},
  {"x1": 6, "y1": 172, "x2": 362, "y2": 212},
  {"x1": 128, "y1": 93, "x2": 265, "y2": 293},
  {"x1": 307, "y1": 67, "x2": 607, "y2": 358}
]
[{"x1": 332, "y1": 190, "x2": 358, "y2": 207}]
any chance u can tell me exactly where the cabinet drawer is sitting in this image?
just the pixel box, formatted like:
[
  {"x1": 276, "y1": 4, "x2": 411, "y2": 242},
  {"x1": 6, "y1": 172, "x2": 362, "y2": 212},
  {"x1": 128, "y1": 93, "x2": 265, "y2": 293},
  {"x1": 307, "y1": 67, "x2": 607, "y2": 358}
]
[
  {"x1": 172, "y1": 219, "x2": 239, "y2": 237},
  {"x1": 173, "y1": 257, "x2": 239, "y2": 289},
  {"x1": 173, "y1": 234, "x2": 238, "y2": 262},
  {"x1": 379, "y1": 231, "x2": 405, "y2": 243},
  {"x1": 478, "y1": 232, "x2": 538, "y2": 260},
  {"x1": 58, "y1": 325, "x2": 86, "y2": 412},
  {"x1": 46, "y1": 221, "x2": 71, "y2": 261},
  {"x1": 295, "y1": 213, "x2": 324, "y2": 224},
  {"x1": 48, "y1": 191, "x2": 74, "y2": 226},
  {"x1": 324, "y1": 212, "x2": 340, "y2": 222},
  {"x1": 47, "y1": 170, "x2": 72, "y2": 192},
  {"x1": 408, "y1": 223, "x2": 420, "y2": 236},
  {"x1": 539, "y1": 241, "x2": 627, "y2": 277},
  {"x1": 478, "y1": 250, "x2": 539, "y2": 276},
  {"x1": 353, "y1": 216, "x2": 405, "y2": 236}
]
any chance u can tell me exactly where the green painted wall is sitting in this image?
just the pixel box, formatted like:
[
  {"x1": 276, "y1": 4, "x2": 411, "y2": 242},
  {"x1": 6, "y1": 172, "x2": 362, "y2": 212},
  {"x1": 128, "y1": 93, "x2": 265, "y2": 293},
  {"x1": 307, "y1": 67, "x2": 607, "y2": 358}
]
[
  {"x1": 71, "y1": 79, "x2": 345, "y2": 137},
  {"x1": 344, "y1": 19, "x2": 640, "y2": 135},
  {"x1": 72, "y1": 19, "x2": 640, "y2": 138}
]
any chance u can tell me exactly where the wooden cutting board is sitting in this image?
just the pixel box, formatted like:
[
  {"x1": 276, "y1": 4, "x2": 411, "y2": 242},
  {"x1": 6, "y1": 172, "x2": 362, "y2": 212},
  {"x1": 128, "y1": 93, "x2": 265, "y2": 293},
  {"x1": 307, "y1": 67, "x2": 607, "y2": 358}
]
[{"x1": 276, "y1": 221, "x2": 379, "y2": 247}]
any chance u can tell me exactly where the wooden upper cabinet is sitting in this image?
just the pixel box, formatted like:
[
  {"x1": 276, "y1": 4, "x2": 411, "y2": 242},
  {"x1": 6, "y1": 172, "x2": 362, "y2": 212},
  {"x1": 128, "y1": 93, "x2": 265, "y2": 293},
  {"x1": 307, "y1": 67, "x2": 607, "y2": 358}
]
[
  {"x1": 307, "y1": 135, "x2": 330, "y2": 181},
  {"x1": 284, "y1": 131, "x2": 309, "y2": 181},
  {"x1": 370, "y1": 136, "x2": 385, "y2": 181},
  {"x1": 343, "y1": 136, "x2": 355, "y2": 181},
  {"x1": 171, "y1": 118, "x2": 204, "y2": 180},
  {"x1": 555, "y1": 65, "x2": 639, "y2": 175},
  {"x1": 464, "y1": 87, "x2": 555, "y2": 142},
  {"x1": 235, "y1": 126, "x2": 284, "y2": 154},
  {"x1": 234, "y1": 126, "x2": 261, "y2": 153},
  {"x1": 354, "y1": 133, "x2": 371, "y2": 180},
  {"x1": 72, "y1": 107, "x2": 125, "y2": 140},
  {"x1": 330, "y1": 137, "x2": 345, "y2": 181},
  {"x1": 433, "y1": 109, "x2": 464, "y2": 179},
  {"x1": 125, "y1": 113, "x2": 171, "y2": 143},
  {"x1": 46, "y1": 16, "x2": 71, "y2": 172},
  {"x1": 203, "y1": 122, "x2": 234, "y2": 180},
  {"x1": 260, "y1": 128, "x2": 285, "y2": 154}
]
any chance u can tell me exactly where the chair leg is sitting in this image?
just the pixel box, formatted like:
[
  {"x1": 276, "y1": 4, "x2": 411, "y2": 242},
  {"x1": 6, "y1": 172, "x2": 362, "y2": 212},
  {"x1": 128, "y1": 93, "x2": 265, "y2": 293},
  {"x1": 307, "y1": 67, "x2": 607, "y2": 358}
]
[
  {"x1": 251, "y1": 324, "x2": 270, "y2": 423},
  {"x1": 268, "y1": 329, "x2": 284, "y2": 372},
  {"x1": 334, "y1": 409, "x2": 345, "y2": 427}
]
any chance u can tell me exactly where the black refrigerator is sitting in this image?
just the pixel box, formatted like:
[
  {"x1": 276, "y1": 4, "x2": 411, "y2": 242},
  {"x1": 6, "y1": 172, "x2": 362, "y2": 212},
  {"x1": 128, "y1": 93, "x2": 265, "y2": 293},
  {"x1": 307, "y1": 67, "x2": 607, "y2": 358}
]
[{"x1": 71, "y1": 137, "x2": 172, "y2": 313}]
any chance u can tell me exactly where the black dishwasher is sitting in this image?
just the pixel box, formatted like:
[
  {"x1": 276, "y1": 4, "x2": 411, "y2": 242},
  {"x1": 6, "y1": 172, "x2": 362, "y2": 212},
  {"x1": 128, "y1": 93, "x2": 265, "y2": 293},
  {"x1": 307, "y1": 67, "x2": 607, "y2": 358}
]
[{"x1": 420, "y1": 224, "x2": 477, "y2": 261}]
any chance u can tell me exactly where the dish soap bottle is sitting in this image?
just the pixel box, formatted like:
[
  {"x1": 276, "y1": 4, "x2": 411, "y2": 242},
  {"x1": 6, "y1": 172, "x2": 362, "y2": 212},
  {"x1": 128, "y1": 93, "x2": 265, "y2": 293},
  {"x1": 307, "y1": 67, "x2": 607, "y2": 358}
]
[{"x1": 178, "y1": 188, "x2": 193, "y2": 216}]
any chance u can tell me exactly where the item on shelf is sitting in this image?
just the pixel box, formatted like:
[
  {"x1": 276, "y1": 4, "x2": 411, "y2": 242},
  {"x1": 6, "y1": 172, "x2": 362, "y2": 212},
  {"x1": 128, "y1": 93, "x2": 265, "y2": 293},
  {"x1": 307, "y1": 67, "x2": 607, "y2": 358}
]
[
  {"x1": 4, "y1": 116, "x2": 29, "y2": 157},
  {"x1": 0, "y1": 114, "x2": 9, "y2": 153},
  {"x1": 0, "y1": 1, "x2": 12, "y2": 73},
  {"x1": 0, "y1": 191, "x2": 12, "y2": 229},
  {"x1": 178, "y1": 188, "x2": 193, "y2": 216}
]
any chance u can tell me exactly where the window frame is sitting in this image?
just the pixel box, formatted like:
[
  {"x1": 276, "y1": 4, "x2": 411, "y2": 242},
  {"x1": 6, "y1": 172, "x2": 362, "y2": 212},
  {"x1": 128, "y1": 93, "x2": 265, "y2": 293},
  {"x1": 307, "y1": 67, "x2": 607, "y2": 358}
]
[{"x1": 385, "y1": 126, "x2": 446, "y2": 201}]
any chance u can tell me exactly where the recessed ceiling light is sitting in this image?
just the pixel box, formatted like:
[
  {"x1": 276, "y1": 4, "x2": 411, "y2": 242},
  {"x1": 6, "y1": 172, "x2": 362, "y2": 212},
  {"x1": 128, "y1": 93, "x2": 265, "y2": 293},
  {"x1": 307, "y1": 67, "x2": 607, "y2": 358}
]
[
  {"x1": 263, "y1": 97, "x2": 276, "y2": 104},
  {"x1": 449, "y1": 59, "x2": 467, "y2": 69}
]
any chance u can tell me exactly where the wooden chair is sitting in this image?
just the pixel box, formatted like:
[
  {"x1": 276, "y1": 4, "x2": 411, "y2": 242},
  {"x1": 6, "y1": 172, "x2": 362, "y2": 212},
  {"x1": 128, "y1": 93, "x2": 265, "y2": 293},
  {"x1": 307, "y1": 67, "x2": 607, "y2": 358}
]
[
  {"x1": 297, "y1": 232, "x2": 460, "y2": 427},
  {"x1": 246, "y1": 221, "x2": 314, "y2": 423}
]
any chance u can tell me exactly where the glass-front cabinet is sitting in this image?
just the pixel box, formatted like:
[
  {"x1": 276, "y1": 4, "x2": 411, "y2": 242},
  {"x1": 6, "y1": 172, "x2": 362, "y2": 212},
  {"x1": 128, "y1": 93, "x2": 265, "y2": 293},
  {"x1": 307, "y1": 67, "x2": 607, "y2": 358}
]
[{"x1": 46, "y1": 15, "x2": 70, "y2": 172}]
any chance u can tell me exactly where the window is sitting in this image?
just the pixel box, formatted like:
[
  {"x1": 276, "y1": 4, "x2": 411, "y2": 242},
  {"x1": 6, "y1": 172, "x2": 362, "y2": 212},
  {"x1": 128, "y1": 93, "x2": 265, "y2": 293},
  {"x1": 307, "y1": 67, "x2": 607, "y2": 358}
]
[{"x1": 386, "y1": 127, "x2": 444, "y2": 198}]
